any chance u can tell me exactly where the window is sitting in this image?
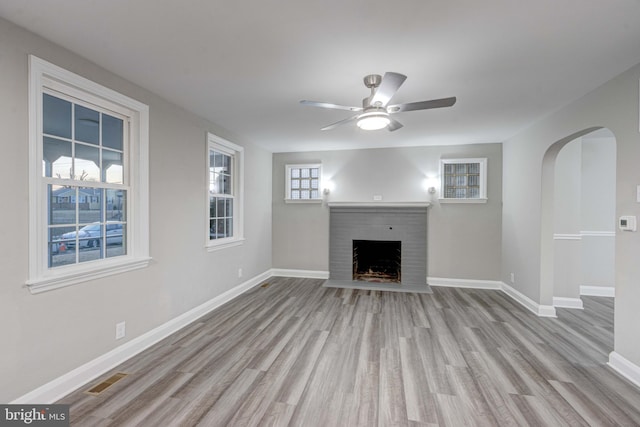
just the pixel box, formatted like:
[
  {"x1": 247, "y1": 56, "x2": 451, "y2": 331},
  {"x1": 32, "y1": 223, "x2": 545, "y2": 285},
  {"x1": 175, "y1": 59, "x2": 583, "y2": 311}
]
[
  {"x1": 440, "y1": 158, "x2": 487, "y2": 203},
  {"x1": 207, "y1": 133, "x2": 244, "y2": 250},
  {"x1": 28, "y1": 56, "x2": 150, "y2": 293},
  {"x1": 43, "y1": 94, "x2": 127, "y2": 267},
  {"x1": 285, "y1": 164, "x2": 322, "y2": 203}
]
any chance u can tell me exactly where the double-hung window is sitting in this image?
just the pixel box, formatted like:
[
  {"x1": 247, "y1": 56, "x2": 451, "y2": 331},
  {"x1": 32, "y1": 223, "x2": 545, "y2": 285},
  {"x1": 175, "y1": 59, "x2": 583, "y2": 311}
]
[
  {"x1": 28, "y1": 56, "x2": 150, "y2": 293},
  {"x1": 440, "y1": 158, "x2": 488, "y2": 203},
  {"x1": 207, "y1": 133, "x2": 244, "y2": 250}
]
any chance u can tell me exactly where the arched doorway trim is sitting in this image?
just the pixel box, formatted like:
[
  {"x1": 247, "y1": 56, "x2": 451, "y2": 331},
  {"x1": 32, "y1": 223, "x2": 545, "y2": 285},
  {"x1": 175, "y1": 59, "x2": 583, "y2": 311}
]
[{"x1": 539, "y1": 126, "x2": 610, "y2": 307}]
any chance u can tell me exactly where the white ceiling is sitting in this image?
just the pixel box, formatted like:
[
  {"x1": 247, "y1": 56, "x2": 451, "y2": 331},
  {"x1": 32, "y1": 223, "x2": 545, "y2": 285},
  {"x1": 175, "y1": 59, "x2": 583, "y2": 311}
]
[{"x1": 2, "y1": 1, "x2": 640, "y2": 153}]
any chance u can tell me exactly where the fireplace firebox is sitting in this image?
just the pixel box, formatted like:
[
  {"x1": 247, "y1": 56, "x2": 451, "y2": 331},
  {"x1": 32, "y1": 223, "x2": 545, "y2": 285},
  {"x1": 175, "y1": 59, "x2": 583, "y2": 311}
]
[{"x1": 353, "y1": 240, "x2": 401, "y2": 283}]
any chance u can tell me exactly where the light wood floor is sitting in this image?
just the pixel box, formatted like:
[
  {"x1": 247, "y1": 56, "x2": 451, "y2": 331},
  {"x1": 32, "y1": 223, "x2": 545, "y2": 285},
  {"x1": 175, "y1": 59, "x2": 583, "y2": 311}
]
[{"x1": 60, "y1": 277, "x2": 640, "y2": 426}]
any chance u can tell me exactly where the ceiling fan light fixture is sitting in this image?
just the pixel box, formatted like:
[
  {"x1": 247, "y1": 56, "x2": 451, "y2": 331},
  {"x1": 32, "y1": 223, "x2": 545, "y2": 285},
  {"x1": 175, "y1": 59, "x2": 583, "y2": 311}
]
[
  {"x1": 356, "y1": 111, "x2": 390, "y2": 130},
  {"x1": 301, "y1": 72, "x2": 456, "y2": 132}
]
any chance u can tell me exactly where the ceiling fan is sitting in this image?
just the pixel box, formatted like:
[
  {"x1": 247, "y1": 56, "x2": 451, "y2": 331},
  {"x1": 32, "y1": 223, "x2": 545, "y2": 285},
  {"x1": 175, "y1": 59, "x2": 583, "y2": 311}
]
[{"x1": 300, "y1": 72, "x2": 456, "y2": 132}]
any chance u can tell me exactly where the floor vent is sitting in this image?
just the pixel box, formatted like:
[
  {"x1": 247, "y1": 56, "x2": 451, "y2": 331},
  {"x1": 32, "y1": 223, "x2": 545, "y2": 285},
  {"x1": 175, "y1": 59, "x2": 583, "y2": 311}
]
[
  {"x1": 261, "y1": 283, "x2": 270, "y2": 288},
  {"x1": 86, "y1": 372, "x2": 129, "y2": 395}
]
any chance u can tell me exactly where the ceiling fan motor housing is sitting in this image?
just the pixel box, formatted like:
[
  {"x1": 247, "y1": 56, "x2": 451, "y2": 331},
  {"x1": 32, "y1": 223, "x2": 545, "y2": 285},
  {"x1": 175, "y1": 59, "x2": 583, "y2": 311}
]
[{"x1": 363, "y1": 74, "x2": 382, "y2": 88}]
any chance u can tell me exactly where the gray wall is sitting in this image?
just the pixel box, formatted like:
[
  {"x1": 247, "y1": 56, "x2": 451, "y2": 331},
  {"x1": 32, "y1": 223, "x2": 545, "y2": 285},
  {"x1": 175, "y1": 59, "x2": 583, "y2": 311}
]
[
  {"x1": 581, "y1": 136, "x2": 616, "y2": 288},
  {"x1": 553, "y1": 139, "x2": 582, "y2": 299},
  {"x1": 554, "y1": 140, "x2": 582, "y2": 234},
  {"x1": 502, "y1": 61, "x2": 640, "y2": 367},
  {"x1": 581, "y1": 135, "x2": 616, "y2": 232},
  {"x1": 272, "y1": 144, "x2": 502, "y2": 280},
  {"x1": 0, "y1": 18, "x2": 272, "y2": 402}
]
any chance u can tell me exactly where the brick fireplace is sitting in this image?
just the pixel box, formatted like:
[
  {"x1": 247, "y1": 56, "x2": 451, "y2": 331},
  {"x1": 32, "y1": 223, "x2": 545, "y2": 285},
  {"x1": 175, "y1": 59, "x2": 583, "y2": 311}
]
[{"x1": 325, "y1": 203, "x2": 430, "y2": 292}]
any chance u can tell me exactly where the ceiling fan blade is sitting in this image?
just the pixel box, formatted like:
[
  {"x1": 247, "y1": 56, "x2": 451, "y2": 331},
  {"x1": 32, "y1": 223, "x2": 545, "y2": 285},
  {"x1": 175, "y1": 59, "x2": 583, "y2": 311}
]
[
  {"x1": 369, "y1": 72, "x2": 407, "y2": 107},
  {"x1": 388, "y1": 96, "x2": 457, "y2": 113},
  {"x1": 387, "y1": 118, "x2": 404, "y2": 132},
  {"x1": 300, "y1": 100, "x2": 362, "y2": 112},
  {"x1": 321, "y1": 114, "x2": 360, "y2": 131}
]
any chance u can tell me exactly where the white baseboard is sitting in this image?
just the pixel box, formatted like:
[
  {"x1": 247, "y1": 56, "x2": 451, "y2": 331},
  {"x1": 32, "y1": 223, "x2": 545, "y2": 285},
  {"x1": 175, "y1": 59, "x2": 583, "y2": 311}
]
[
  {"x1": 500, "y1": 282, "x2": 557, "y2": 317},
  {"x1": 270, "y1": 268, "x2": 329, "y2": 279},
  {"x1": 608, "y1": 351, "x2": 640, "y2": 389},
  {"x1": 428, "y1": 277, "x2": 556, "y2": 318},
  {"x1": 552, "y1": 297, "x2": 584, "y2": 309},
  {"x1": 11, "y1": 269, "x2": 272, "y2": 404},
  {"x1": 580, "y1": 285, "x2": 615, "y2": 297},
  {"x1": 427, "y1": 277, "x2": 502, "y2": 289}
]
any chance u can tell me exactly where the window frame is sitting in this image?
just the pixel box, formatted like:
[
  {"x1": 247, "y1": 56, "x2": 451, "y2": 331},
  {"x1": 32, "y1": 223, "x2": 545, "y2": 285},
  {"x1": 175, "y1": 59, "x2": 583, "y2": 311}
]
[
  {"x1": 206, "y1": 132, "x2": 244, "y2": 251},
  {"x1": 439, "y1": 158, "x2": 488, "y2": 204},
  {"x1": 27, "y1": 55, "x2": 150, "y2": 293},
  {"x1": 284, "y1": 163, "x2": 323, "y2": 203}
]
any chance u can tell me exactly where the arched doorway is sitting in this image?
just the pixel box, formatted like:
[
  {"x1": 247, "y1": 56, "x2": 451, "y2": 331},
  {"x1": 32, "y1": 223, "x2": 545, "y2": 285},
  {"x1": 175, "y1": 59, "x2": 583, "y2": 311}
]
[{"x1": 540, "y1": 127, "x2": 616, "y2": 310}]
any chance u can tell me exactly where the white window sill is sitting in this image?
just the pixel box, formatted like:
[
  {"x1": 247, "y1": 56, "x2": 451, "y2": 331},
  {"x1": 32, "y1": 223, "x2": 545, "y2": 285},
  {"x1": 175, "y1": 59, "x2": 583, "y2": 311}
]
[
  {"x1": 438, "y1": 198, "x2": 488, "y2": 204},
  {"x1": 206, "y1": 237, "x2": 245, "y2": 252},
  {"x1": 284, "y1": 199, "x2": 323, "y2": 204},
  {"x1": 26, "y1": 256, "x2": 152, "y2": 294}
]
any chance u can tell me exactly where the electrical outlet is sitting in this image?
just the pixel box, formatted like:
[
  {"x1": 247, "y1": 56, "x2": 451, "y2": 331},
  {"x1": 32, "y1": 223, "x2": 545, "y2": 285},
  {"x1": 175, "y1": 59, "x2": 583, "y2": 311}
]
[
  {"x1": 238, "y1": 268, "x2": 243, "y2": 278},
  {"x1": 510, "y1": 273, "x2": 515, "y2": 284},
  {"x1": 373, "y1": 195, "x2": 383, "y2": 201},
  {"x1": 115, "y1": 322, "x2": 126, "y2": 340}
]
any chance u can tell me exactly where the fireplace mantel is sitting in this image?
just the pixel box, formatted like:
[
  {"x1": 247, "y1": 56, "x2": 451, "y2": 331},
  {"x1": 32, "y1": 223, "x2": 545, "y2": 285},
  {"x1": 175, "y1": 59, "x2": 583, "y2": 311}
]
[{"x1": 327, "y1": 201, "x2": 430, "y2": 208}]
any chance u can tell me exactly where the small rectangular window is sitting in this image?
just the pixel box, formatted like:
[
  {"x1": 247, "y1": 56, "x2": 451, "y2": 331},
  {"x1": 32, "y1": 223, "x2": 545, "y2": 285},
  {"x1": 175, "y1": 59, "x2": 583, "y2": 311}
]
[
  {"x1": 440, "y1": 158, "x2": 487, "y2": 203},
  {"x1": 285, "y1": 164, "x2": 322, "y2": 202}
]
